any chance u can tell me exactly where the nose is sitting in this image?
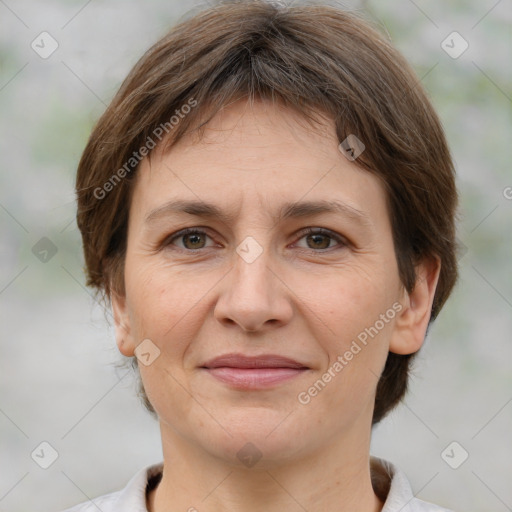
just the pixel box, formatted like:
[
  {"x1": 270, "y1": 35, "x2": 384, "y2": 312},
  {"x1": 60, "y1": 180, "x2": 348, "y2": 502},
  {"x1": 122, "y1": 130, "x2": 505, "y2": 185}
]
[{"x1": 213, "y1": 243, "x2": 293, "y2": 333}]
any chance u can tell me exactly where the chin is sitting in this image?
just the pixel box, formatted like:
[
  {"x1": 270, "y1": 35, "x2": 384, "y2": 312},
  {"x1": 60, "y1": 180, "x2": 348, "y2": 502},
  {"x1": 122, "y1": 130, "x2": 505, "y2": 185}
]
[{"x1": 194, "y1": 406, "x2": 311, "y2": 468}]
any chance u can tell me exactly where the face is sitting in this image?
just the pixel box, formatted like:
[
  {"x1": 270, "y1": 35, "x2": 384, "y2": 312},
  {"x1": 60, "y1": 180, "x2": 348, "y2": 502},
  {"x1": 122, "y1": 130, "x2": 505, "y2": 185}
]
[{"x1": 112, "y1": 99, "x2": 438, "y2": 467}]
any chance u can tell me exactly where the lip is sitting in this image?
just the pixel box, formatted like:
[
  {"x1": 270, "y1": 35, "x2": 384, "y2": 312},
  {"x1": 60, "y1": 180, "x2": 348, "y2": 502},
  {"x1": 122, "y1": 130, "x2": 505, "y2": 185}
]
[
  {"x1": 201, "y1": 353, "x2": 309, "y2": 390},
  {"x1": 202, "y1": 353, "x2": 307, "y2": 369}
]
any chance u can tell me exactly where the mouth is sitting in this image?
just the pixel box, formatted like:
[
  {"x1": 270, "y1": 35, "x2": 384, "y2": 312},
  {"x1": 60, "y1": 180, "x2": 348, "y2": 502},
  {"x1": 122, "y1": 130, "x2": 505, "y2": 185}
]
[{"x1": 200, "y1": 353, "x2": 310, "y2": 390}]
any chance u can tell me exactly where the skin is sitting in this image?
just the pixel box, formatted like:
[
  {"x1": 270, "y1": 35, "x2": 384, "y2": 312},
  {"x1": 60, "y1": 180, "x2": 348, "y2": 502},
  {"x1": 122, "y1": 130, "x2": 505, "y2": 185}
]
[{"x1": 112, "y1": 99, "x2": 440, "y2": 512}]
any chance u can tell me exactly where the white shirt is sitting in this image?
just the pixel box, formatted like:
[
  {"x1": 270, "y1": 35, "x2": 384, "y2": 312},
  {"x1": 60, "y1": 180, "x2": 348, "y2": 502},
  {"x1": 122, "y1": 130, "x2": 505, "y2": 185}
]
[{"x1": 61, "y1": 457, "x2": 454, "y2": 512}]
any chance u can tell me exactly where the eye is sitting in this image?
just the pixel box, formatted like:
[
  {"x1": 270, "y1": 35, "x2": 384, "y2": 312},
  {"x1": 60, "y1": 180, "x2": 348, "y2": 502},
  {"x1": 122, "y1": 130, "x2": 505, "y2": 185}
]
[
  {"x1": 294, "y1": 227, "x2": 347, "y2": 251},
  {"x1": 163, "y1": 227, "x2": 347, "y2": 253},
  {"x1": 166, "y1": 228, "x2": 216, "y2": 251}
]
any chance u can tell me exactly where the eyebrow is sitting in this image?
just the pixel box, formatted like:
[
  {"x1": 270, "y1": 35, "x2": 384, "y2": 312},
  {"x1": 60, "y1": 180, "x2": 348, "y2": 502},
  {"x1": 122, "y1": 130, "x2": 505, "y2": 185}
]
[{"x1": 144, "y1": 199, "x2": 373, "y2": 227}]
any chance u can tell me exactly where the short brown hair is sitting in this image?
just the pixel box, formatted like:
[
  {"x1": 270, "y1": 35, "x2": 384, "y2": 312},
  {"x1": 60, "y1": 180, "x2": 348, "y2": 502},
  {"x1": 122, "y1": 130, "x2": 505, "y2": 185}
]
[{"x1": 76, "y1": 0, "x2": 458, "y2": 424}]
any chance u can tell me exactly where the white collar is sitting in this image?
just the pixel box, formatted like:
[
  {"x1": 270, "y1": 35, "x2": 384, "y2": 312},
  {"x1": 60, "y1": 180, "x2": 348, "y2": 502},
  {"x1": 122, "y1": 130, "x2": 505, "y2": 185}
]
[{"x1": 63, "y1": 457, "x2": 453, "y2": 511}]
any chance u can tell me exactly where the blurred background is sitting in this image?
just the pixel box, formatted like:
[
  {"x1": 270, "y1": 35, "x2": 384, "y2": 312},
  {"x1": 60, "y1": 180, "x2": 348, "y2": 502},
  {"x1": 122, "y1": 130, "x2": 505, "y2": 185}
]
[{"x1": 0, "y1": 0, "x2": 511, "y2": 511}]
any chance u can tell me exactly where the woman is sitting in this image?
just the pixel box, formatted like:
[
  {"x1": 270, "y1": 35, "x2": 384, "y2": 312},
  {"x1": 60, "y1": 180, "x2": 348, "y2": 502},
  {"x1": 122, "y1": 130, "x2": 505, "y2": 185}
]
[{"x1": 64, "y1": 1, "x2": 458, "y2": 510}]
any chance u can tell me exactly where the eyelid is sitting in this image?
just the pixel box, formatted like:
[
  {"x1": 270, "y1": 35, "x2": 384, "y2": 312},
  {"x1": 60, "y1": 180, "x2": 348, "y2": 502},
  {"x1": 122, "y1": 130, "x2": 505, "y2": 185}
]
[
  {"x1": 293, "y1": 227, "x2": 348, "y2": 250},
  {"x1": 164, "y1": 227, "x2": 217, "y2": 251},
  {"x1": 162, "y1": 226, "x2": 348, "y2": 252}
]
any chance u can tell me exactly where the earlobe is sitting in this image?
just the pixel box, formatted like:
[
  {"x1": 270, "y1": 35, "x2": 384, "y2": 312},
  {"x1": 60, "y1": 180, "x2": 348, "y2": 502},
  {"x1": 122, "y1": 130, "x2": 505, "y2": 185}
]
[
  {"x1": 111, "y1": 291, "x2": 136, "y2": 357},
  {"x1": 389, "y1": 256, "x2": 441, "y2": 355}
]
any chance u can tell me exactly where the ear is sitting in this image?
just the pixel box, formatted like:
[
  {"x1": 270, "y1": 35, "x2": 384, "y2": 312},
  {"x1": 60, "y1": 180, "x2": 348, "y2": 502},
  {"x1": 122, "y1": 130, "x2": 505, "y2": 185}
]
[
  {"x1": 389, "y1": 256, "x2": 441, "y2": 355},
  {"x1": 111, "y1": 290, "x2": 136, "y2": 357}
]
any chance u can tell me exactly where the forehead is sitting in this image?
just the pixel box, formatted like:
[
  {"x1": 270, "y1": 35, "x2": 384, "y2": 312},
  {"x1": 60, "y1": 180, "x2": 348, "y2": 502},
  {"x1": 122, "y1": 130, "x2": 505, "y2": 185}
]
[{"x1": 131, "y1": 99, "x2": 389, "y2": 228}]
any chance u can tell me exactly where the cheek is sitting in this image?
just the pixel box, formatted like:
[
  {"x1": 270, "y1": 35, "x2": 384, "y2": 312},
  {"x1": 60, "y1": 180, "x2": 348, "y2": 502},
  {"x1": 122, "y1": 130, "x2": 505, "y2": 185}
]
[
  {"x1": 312, "y1": 265, "x2": 393, "y2": 337},
  {"x1": 124, "y1": 257, "x2": 195, "y2": 338},
  {"x1": 126, "y1": 272, "x2": 168, "y2": 338},
  {"x1": 127, "y1": 262, "x2": 204, "y2": 421},
  {"x1": 307, "y1": 265, "x2": 397, "y2": 386}
]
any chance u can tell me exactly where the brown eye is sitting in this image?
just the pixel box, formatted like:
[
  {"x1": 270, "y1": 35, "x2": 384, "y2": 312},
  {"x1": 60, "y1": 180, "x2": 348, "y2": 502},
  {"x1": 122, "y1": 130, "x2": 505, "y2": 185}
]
[
  {"x1": 167, "y1": 229, "x2": 214, "y2": 251},
  {"x1": 305, "y1": 233, "x2": 332, "y2": 250},
  {"x1": 182, "y1": 232, "x2": 207, "y2": 250},
  {"x1": 295, "y1": 228, "x2": 346, "y2": 251}
]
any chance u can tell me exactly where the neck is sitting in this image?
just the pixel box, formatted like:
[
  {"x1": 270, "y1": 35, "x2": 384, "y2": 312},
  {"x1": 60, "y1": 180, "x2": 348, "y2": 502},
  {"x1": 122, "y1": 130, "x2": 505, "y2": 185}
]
[{"x1": 148, "y1": 422, "x2": 383, "y2": 512}]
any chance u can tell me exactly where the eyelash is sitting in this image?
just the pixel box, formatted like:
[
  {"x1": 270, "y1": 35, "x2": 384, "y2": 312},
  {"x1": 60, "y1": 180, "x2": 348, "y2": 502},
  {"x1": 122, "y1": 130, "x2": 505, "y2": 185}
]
[{"x1": 163, "y1": 227, "x2": 347, "y2": 253}]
